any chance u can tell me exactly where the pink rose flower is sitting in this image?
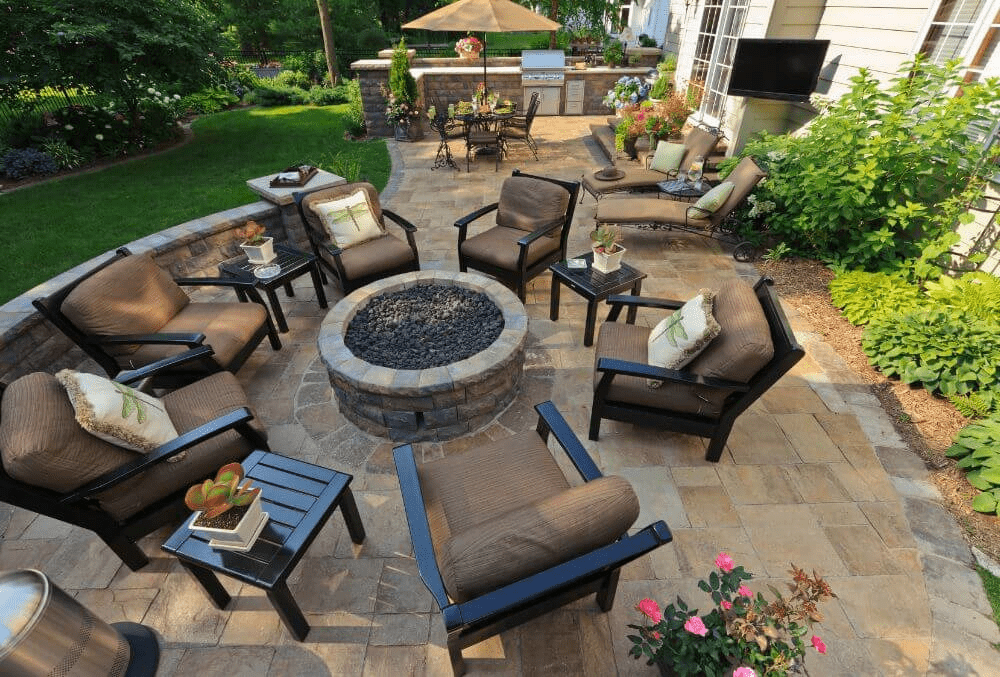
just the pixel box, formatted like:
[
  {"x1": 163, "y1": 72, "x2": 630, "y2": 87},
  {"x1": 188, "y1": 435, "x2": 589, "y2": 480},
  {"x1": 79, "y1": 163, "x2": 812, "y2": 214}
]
[
  {"x1": 636, "y1": 598, "x2": 662, "y2": 624},
  {"x1": 715, "y1": 552, "x2": 735, "y2": 572},
  {"x1": 733, "y1": 668, "x2": 757, "y2": 677},
  {"x1": 651, "y1": 631, "x2": 661, "y2": 640},
  {"x1": 738, "y1": 585, "x2": 753, "y2": 598},
  {"x1": 812, "y1": 635, "x2": 827, "y2": 654},
  {"x1": 721, "y1": 600, "x2": 732, "y2": 610},
  {"x1": 683, "y1": 615, "x2": 708, "y2": 636}
]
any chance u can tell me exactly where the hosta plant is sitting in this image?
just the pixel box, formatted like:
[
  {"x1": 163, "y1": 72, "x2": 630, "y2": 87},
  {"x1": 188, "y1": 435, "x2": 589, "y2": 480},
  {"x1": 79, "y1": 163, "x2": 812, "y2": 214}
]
[
  {"x1": 946, "y1": 416, "x2": 1000, "y2": 515},
  {"x1": 828, "y1": 270, "x2": 925, "y2": 325},
  {"x1": 184, "y1": 462, "x2": 260, "y2": 519},
  {"x1": 923, "y1": 272, "x2": 1000, "y2": 327},
  {"x1": 861, "y1": 309, "x2": 1000, "y2": 397}
]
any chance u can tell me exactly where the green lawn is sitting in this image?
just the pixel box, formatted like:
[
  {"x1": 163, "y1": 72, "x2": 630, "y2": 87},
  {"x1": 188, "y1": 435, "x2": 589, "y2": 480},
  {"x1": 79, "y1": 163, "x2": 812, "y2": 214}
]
[
  {"x1": 978, "y1": 565, "x2": 1000, "y2": 646},
  {"x1": 0, "y1": 104, "x2": 389, "y2": 304}
]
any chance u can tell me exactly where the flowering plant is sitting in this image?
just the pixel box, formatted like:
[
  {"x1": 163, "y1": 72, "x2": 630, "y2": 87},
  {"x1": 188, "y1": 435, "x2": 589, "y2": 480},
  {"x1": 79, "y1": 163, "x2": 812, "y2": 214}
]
[
  {"x1": 642, "y1": 94, "x2": 694, "y2": 140},
  {"x1": 383, "y1": 90, "x2": 420, "y2": 124},
  {"x1": 603, "y1": 75, "x2": 650, "y2": 110},
  {"x1": 237, "y1": 221, "x2": 267, "y2": 245},
  {"x1": 455, "y1": 36, "x2": 483, "y2": 56},
  {"x1": 628, "y1": 553, "x2": 835, "y2": 677}
]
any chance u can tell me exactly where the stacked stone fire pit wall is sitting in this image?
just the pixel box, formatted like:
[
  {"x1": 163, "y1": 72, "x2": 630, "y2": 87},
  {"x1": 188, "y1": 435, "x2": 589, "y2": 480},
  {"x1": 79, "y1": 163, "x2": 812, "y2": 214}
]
[{"x1": 318, "y1": 271, "x2": 528, "y2": 442}]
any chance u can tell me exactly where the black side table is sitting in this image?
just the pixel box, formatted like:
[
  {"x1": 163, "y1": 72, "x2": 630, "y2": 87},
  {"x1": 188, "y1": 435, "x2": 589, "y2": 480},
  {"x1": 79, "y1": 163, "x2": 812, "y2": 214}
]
[
  {"x1": 657, "y1": 178, "x2": 714, "y2": 203},
  {"x1": 161, "y1": 451, "x2": 366, "y2": 641},
  {"x1": 549, "y1": 252, "x2": 647, "y2": 346},
  {"x1": 218, "y1": 243, "x2": 328, "y2": 333}
]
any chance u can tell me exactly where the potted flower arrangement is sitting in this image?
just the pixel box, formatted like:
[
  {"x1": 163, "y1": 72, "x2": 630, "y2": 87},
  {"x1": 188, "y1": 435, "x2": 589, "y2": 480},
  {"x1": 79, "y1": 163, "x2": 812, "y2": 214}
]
[
  {"x1": 603, "y1": 76, "x2": 650, "y2": 110},
  {"x1": 238, "y1": 220, "x2": 275, "y2": 264},
  {"x1": 643, "y1": 94, "x2": 695, "y2": 144},
  {"x1": 603, "y1": 40, "x2": 625, "y2": 67},
  {"x1": 386, "y1": 38, "x2": 422, "y2": 140},
  {"x1": 628, "y1": 552, "x2": 836, "y2": 677},
  {"x1": 455, "y1": 35, "x2": 483, "y2": 59},
  {"x1": 590, "y1": 225, "x2": 625, "y2": 273},
  {"x1": 614, "y1": 105, "x2": 647, "y2": 159},
  {"x1": 185, "y1": 462, "x2": 268, "y2": 551}
]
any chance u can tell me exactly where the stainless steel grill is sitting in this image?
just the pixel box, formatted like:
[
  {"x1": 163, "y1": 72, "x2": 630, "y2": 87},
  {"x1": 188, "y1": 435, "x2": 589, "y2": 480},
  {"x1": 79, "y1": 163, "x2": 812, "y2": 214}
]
[{"x1": 520, "y1": 50, "x2": 565, "y2": 116}]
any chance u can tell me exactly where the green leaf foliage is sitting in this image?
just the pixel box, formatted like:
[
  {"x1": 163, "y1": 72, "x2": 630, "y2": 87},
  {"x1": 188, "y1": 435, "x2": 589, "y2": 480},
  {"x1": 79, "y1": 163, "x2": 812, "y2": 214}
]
[
  {"x1": 923, "y1": 273, "x2": 1000, "y2": 326},
  {"x1": 862, "y1": 309, "x2": 1000, "y2": 397},
  {"x1": 947, "y1": 416, "x2": 1000, "y2": 515},
  {"x1": 828, "y1": 270, "x2": 926, "y2": 325}
]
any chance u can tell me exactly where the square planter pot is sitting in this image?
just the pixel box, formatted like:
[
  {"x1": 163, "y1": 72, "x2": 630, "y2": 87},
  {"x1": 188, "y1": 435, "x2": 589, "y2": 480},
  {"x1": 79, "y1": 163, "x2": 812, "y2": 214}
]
[
  {"x1": 241, "y1": 237, "x2": 275, "y2": 264},
  {"x1": 188, "y1": 495, "x2": 268, "y2": 551},
  {"x1": 592, "y1": 245, "x2": 626, "y2": 273}
]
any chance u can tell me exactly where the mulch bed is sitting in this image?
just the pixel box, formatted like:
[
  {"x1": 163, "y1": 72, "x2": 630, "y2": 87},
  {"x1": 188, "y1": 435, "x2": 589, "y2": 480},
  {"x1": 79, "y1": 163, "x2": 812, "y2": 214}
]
[{"x1": 759, "y1": 258, "x2": 1000, "y2": 563}]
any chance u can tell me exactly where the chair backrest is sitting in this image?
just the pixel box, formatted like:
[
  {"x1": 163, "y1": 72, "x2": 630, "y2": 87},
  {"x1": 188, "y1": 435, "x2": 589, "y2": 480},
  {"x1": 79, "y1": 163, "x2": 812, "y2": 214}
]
[
  {"x1": 523, "y1": 91, "x2": 540, "y2": 129},
  {"x1": 708, "y1": 156, "x2": 767, "y2": 227},
  {"x1": 293, "y1": 182, "x2": 386, "y2": 245},
  {"x1": 32, "y1": 248, "x2": 188, "y2": 377},
  {"x1": 507, "y1": 169, "x2": 581, "y2": 255},
  {"x1": 680, "y1": 126, "x2": 721, "y2": 168}
]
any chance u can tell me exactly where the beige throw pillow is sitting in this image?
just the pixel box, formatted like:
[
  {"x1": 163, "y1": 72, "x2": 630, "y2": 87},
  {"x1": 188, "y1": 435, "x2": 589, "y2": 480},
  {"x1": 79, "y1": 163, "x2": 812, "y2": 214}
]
[
  {"x1": 646, "y1": 290, "x2": 721, "y2": 388},
  {"x1": 56, "y1": 370, "x2": 179, "y2": 453},
  {"x1": 649, "y1": 142, "x2": 686, "y2": 174},
  {"x1": 312, "y1": 190, "x2": 384, "y2": 249}
]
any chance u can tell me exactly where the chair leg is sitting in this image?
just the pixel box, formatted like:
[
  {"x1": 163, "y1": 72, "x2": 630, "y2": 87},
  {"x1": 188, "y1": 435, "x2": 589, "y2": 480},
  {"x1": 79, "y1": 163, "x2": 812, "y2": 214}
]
[
  {"x1": 447, "y1": 640, "x2": 467, "y2": 676},
  {"x1": 104, "y1": 533, "x2": 150, "y2": 571},
  {"x1": 588, "y1": 407, "x2": 602, "y2": 440},
  {"x1": 596, "y1": 567, "x2": 622, "y2": 612},
  {"x1": 705, "y1": 421, "x2": 734, "y2": 462}
]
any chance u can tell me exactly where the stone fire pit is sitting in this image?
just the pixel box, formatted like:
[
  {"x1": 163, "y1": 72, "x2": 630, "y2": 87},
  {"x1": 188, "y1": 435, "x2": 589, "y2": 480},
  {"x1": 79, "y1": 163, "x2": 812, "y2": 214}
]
[{"x1": 318, "y1": 271, "x2": 528, "y2": 441}]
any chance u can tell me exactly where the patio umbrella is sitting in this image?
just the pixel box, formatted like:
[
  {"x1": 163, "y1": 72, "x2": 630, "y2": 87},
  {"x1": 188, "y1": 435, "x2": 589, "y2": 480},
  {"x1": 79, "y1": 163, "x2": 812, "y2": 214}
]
[{"x1": 402, "y1": 0, "x2": 561, "y2": 96}]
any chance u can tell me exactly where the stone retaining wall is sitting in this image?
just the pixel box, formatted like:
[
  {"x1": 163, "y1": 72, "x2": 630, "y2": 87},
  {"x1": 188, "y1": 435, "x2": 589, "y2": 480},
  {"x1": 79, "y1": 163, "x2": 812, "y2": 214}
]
[{"x1": 0, "y1": 201, "x2": 285, "y2": 384}]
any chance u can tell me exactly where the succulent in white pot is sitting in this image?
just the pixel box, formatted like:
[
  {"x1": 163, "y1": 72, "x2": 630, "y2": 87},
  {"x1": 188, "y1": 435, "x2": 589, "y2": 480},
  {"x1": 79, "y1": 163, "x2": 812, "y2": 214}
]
[
  {"x1": 238, "y1": 221, "x2": 275, "y2": 264},
  {"x1": 185, "y1": 462, "x2": 268, "y2": 551}
]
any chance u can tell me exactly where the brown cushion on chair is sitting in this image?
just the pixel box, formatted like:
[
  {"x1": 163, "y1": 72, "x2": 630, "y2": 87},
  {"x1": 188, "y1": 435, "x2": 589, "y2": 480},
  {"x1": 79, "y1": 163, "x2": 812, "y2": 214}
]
[
  {"x1": 97, "y1": 371, "x2": 261, "y2": 520},
  {"x1": 593, "y1": 321, "x2": 727, "y2": 416},
  {"x1": 438, "y1": 475, "x2": 639, "y2": 602},
  {"x1": 460, "y1": 226, "x2": 562, "y2": 271},
  {"x1": 61, "y1": 254, "x2": 191, "y2": 356},
  {"x1": 495, "y1": 176, "x2": 570, "y2": 236},
  {"x1": 126, "y1": 301, "x2": 268, "y2": 371},
  {"x1": 595, "y1": 196, "x2": 712, "y2": 230},
  {"x1": 336, "y1": 233, "x2": 415, "y2": 280},
  {"x1": 582, "y1": 168, "x2": 671, "y2": 198},
  {"x1": 688, "y1": 278, "x2": 774, "y2": 383},
  {"x1": 679, "y1": 127, "x2": 721, "y2": 169},
  {"x1": 711, "y1": 157, "x2": 767, "y2": 224},
  {"x1": 0, "y1": 372, "x2": 135, "y2": 494},
  {"x1": 416, "y1": 429, "x2": 570, "y2": 554}
]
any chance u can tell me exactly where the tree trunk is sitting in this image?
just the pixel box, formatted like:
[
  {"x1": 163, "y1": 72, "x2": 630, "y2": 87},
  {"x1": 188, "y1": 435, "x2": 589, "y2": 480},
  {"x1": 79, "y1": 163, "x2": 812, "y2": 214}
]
[
  {"x1": 548, "y1": 0, "x2": 559, "y2": 49},
  {"x1": 316, "y1": 0, "x2": 338, "y2": 85}
]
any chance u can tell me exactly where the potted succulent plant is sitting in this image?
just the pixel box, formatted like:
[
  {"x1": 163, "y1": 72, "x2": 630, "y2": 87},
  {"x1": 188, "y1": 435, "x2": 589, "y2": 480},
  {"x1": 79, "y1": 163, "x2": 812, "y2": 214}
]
[
  {"x1": 185, "y1": 462, "x2": 267, "y2": 551},
  {"x1": 591, "y1": 225, "x2": 626, "y2": 273},
  {"x1": 238, "y1": 220, "x2": 275, "y2": 264}
]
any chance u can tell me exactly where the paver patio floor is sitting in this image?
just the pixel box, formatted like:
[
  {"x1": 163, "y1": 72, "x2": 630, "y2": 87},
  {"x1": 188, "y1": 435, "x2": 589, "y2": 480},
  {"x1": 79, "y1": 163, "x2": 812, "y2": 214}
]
[{"x1": 1, "y1": 116, "x2": 997, "y2": 676}]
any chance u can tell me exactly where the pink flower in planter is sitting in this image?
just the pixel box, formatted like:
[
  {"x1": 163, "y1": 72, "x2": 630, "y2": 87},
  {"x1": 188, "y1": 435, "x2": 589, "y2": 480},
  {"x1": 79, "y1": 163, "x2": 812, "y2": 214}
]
[
  {"x1": 811, "y1": 635, "x2": 827, "y2": 654},
  {"x1": 721, "y1": 600, "x2": 733, "y2": 610},
  {"x1": 636, "y1": 598, "x2": 662, "y2": 624},
  {"x1": 738, "y1": 585, "x2": 753, "y2": 598},
  {"x1": 684, "y1": 615, "x2": 708, "y2": 636},
  {"x1": 733, "y1": 668, "x2": 757, "y2": 677},
  {"x1": 715, "y1": 552, "x2": 735, "y2": 572}
]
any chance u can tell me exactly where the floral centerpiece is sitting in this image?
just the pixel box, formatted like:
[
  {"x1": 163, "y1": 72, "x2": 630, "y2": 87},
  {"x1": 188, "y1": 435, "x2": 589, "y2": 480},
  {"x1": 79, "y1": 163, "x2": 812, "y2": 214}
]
[
  {"x1": 603, "y1": 76, "x2": 650, "y2": 110},
  {"x1": 455, "y1": 35, "x2": 483, "y2": 58},
  {"x1": 628, "y1": 553, "x2": 836, "y2": 677}
]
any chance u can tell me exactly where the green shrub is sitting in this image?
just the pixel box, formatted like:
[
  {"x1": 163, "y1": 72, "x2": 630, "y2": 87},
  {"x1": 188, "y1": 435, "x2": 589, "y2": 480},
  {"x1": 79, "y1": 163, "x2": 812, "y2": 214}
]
[
  {"x1": 946, "y1": 415, "x2": 1000, "y2": 515},
  {"x1": 179, "y1": 87, "x2": 239, "y2": 115},
  {"x1": 923, "y1": 272, "x2": 1000, "y2": 326},
  {"x1": 388, "y1": 38, "x2": 418, "y2": 106},
  {"x1": 649, "y1": 73, "x2": 672, "y2": 99},
  {"x1": 39, "y1": 138, "x2": 84, "y2": 169},
  {"x1": 828, "y1": 270, "x2": 925, "y2": 325},
  {"x1": 281, "y1": 51, "x2": 326, "y2": 83},
  {"x1": 950, "y1": 390, "x2": 999, "y2": 419},
  {"x1": 638, "y1": 33, "x2": 658, "y2": 47},
  {"x1": 274, "y1": 70, "x2": 312, "y2": 89},
  {"x1": 720, "y1": 58, "x2": 1000, "y2": 270},
  {"x1": 2, "y1": 147, "x2": 57, "y2": 179},
  {"x1": 307, "y1": 85, "x2": 349, "y2": 106},
  {"x1": 251, "y1": 84, "x2": 309, "y2": 106},
  {"x1": 862, "y1": 308, "x2": 1000, "y2": 397},
  {"x1": 344, "y1": 78, "x2": 366, "y2": 136}
]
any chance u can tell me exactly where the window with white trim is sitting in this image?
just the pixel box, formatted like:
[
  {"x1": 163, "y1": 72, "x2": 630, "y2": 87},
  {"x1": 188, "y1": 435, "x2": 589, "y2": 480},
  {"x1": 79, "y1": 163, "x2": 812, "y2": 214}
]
[
  {"x1": 918, "y1": 0, "x2": 1000, "y2": 82},
  {"x1": 688, "y1": 0, "x2": 749, "y2": 126}
]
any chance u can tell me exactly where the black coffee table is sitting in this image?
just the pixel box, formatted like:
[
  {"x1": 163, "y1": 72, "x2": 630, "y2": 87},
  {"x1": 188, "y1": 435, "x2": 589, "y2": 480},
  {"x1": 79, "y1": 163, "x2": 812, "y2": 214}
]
[
  {"x1": 161, "y1": 450, "x2": 366, "y2": 641},
  {"x1": 218, "y1": 243, "x2": 328, "y2": 333},
  {"x1": 657, "y1": 178, "x2": 712, "y2": 202},
  {"x1": 549, "y1": 252, "x2": 647, "y2": 346}
]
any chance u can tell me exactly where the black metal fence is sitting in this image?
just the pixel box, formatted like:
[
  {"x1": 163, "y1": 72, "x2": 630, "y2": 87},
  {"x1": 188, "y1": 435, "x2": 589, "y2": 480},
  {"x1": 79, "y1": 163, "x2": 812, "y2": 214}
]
[{"x1": 0, "y1": 89, "x2": 103, "y2": 131}]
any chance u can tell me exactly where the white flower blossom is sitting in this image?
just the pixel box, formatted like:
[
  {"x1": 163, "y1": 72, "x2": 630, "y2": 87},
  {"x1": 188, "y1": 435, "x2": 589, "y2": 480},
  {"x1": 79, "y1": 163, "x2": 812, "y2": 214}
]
[
  {"x1": 105, "y1": 124, "x2": 111, "y2": 129},
  {"x1": 147, "y1": 87, "x2": 156, "y2": 94},
  {"x1": 64, "y1": 124, "x2": 73, "y2": 130},
  {"x1": 95, "y1": 134, "x2": 104, "y2": 141}
]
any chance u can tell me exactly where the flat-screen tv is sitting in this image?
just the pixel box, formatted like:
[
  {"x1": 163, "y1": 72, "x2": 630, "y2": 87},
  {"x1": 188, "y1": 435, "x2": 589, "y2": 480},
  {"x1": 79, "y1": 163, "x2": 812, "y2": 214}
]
[{"x1": 727, "y1": 39, "x2": 829, "y2": 102}]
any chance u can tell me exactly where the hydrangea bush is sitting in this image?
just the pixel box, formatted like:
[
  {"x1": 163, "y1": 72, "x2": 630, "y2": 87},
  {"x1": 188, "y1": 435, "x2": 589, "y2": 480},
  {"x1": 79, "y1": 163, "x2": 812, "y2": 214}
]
[{"x1": 603, "y1": 76, "x2": 649, "y2": 110}]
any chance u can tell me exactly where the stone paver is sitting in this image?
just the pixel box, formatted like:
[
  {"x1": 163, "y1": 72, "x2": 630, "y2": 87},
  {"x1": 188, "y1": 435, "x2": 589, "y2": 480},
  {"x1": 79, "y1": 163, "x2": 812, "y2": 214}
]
[{"x1": 1, "y1": 116, "x2": 996, "y2": 676}]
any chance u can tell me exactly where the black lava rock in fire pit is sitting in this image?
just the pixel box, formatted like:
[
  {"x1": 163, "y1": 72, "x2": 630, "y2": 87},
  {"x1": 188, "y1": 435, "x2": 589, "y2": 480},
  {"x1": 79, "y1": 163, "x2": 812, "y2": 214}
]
[{"x1": 345, "y1": 285, "x2": 504, "y2": 369}]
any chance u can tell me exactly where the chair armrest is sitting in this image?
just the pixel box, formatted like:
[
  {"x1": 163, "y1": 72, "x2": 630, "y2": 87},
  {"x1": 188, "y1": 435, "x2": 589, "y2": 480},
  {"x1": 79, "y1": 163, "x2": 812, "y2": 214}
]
[
  {"x1": 454, "y1": 203, "x2": 499, "y2": 230},
  {"x1": 605, "y1": 295, "x2": 683, "y2": 322},
  {"x1": 393, "y1": 443, "x2": 453, "y2": 610},
  {"x1": 515, "y1": 220, "x2": 564, "y2": 247},
  {"x1": 173, "y1": 276, "x2": 257, "y2": 290},
  {"x1": 448, "y1": 521, "x2": 673, "y2": 630},
  {"x1": 60, "y1": 407, "x2": 259, "y2": 503},
  {"x1": 114, "y1": 346, "x2": 218, "y2": 386},
  {"x1": 534, "y1": 401, "x2": 602, "y2": 482},
  {"x1": 382, "y1": 208, "x2": 418, "y2": 233},
  {"x1": 93, "y1": 332, "x2": 207, "y2": 348},
  {"x1": 595, "y1": 357, "x2": 750, "y2": 391}
]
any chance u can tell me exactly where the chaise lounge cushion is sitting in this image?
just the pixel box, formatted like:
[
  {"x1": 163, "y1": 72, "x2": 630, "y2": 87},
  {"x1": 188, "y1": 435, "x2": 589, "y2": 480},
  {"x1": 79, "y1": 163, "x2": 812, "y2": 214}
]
[
  {"x1": 61, "y1": 253, "x2": 190, "y2": 356},
  {"x1": 0, "y1": 371, "x2": 263, "y2": 521},
  {"x1": 595, "y1": 196, "x2": 713, "y2": 229},
  {"x1": 438, "y1": 475, "x2": 639, "y2": 602}
]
